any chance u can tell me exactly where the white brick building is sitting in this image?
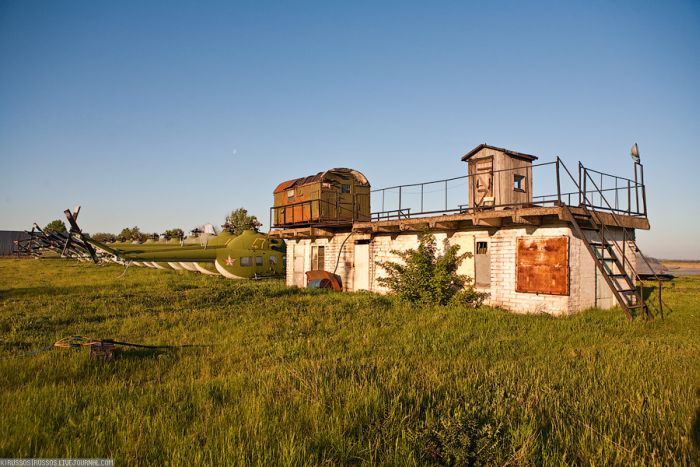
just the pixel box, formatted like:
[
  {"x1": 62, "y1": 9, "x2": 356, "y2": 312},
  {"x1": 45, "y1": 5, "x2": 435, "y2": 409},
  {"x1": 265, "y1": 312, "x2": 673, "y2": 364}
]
[{"x1": 271, "y1": 144, "x2": 651, "y2": 317}]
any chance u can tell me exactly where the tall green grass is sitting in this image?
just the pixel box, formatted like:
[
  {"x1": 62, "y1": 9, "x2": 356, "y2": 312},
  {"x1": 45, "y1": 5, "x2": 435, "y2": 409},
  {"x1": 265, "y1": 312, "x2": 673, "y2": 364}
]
[{"x1": 0, "y1": 259, "x2": 698, "y2": 465}]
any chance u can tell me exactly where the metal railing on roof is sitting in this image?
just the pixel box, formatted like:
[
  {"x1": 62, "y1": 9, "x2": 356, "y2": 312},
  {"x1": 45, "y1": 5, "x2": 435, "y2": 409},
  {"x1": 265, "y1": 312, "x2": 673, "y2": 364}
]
[{"x1": 368, "y1": 159, "x2": 647, "y2": 221}]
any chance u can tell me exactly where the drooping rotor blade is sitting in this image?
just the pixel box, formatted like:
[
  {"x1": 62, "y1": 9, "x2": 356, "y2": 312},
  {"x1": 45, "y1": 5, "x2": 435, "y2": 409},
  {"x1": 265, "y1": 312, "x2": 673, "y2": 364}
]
[{"x1": 64, "y1": 208, "x2": 99, "y2": 263}]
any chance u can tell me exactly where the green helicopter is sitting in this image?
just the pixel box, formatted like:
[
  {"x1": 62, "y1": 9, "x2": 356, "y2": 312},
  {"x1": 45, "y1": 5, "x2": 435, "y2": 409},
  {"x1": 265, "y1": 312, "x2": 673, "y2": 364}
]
[{"x1": 59, "y1": 207, "x2": 285, "y2": 279}]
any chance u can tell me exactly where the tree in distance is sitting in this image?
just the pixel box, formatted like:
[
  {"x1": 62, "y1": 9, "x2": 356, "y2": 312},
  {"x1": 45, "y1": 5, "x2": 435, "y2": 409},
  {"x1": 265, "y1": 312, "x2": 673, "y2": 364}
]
[
  {"x1": 377, "y1": 231, "x2": 488, "y2": 306},
  {"x1": 44, "y1": 219, "x2": 67, "y2": 234},
  {"x1": 90, "y1": 232, "x2": 116, "y2": 243},
  {"x1": 163, "y1": 228, "x2": 184, "y2": 240},
  {"x1": 118, "y1": 226, "x2": 146, "y2": 243},
  {"x1": 224, "y1": 208, "x2": 261, "y2": 235}
]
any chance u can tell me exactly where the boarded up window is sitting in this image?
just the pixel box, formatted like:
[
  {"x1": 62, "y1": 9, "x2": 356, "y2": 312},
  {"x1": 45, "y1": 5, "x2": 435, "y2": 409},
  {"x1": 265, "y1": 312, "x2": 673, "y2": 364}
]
[
  {"x1": 516, "y1": 236, "x2": 569, "y2": 295},
  {"x1": 474, "y1": 240, "x2": 490, "y2": 287},
  {"x1": 311, "y1": 245, "x2": 325, "y2": 271}
]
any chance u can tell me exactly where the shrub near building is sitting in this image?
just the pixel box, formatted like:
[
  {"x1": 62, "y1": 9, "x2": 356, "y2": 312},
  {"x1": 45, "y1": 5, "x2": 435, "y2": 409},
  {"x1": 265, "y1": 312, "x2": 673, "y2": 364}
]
[{"x1": 377, "y1": 231, "x2": 487, "y2": 307}]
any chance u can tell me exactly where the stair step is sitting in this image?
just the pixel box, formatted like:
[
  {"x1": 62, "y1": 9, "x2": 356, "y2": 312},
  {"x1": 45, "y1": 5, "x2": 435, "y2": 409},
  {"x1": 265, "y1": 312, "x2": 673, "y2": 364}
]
[
  {"x1": 589, "y1": 241, "x2": 612, "y2": 248},
  {"x1": 617, "y1": 289, "x2": 638, "y2": 294},
  {"x1": 608, "y1": 274, "x2": 628, "y2": 278},
  {"x1": 580, "y1": 226, "x2": 598, "y2": 231}
]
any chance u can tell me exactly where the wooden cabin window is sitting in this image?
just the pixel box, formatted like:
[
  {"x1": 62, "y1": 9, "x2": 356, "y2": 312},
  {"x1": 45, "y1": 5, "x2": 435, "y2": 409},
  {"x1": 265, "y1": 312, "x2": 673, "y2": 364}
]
[
  {"x1": 240, "y1": 256, "x2": 253, "y2": 267},
  {"x1": 341, "y1": 184, "x2": 351, "y2": 194},
  {"x1": 256, "y1": 256, "x2": 264, "y2": 266},
  {"x1": 287, "y1": 190, "x2": 295, "y2": 202},
  {"x1": 514, "y1": 174, "x2": 526, "y2": 192}
]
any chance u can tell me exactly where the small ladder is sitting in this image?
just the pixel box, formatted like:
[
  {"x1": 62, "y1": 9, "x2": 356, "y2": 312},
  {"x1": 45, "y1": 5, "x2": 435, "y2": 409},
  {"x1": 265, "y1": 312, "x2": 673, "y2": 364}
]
[{"x1": 563, "y1": 206, "x2": 651, "y2": 320}]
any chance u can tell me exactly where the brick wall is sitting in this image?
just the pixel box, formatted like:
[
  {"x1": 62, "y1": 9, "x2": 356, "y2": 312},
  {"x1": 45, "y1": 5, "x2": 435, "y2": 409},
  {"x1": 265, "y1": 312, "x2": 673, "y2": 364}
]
[{"x1": 282, "y1": 223, "x2": 636, "y2": 315}]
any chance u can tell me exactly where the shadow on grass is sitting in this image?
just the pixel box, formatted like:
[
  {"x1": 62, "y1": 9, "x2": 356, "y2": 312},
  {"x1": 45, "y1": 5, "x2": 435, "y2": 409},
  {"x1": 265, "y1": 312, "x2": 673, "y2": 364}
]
[
  {"x1": 692, "y1": 388, "x2": 700, "y2": 454},
  {"x1": 116, "y1": 347, "x2": 169, "y2": 361},
  {"x1": 0, "y1": 285, "x2": 101, "y2": 299},
  {"x1": 116, "y1": 346, "x2": 206, "y2": 361}
]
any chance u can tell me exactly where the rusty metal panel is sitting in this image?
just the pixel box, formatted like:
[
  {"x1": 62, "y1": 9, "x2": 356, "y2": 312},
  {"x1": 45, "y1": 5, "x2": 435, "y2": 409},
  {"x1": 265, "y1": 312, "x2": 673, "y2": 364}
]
[{"x1": 516, "y1": 236, "x2": 569, "y2": 295}]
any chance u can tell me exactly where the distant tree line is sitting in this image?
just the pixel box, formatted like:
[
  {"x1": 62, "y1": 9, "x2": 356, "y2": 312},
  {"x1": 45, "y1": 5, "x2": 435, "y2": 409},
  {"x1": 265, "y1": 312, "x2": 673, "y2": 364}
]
[{"x1": 83, "y1": 207, "x2": 261, "y2": 244}]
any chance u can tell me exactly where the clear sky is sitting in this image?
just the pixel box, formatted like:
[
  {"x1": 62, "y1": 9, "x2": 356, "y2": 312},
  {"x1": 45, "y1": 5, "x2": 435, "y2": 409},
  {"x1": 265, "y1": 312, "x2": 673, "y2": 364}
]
[{"x1": 1, "y1": 1, "x2": 699, "y2": 258}]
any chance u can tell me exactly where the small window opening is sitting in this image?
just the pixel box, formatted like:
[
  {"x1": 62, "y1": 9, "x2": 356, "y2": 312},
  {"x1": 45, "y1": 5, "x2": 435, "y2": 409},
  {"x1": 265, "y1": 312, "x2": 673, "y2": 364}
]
[
  {"x1": 269, "y1": 256, "x2": 277, "y2": 265},
  {"x1": 476, "y1": 242, "x2": 488, "y2": 255},
  {"x1": 312, "y1": 245, "x2": 325, "y2": 271},
  {"x1": 341, "y1": 184, "x2": 351, "y2": 193},
  {"x1": 255, "y1": 256, "x2": 263, "y2": 266},
  {"x1": 514, "y1": 174, "x2": 525, "y2": 192},
  {"x1": 287, "y1": 189, "x2": 294, "y2": 202}
]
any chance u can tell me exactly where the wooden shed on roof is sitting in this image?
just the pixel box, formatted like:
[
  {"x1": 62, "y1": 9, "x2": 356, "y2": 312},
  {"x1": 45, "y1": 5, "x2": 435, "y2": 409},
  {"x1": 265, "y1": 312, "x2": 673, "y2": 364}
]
[
  {"x1": 462, "y1": 144, "x2": 537, "y2": 210},
  {"x1": 272, "y1": 168, "x2": 371, "y2": 227}
]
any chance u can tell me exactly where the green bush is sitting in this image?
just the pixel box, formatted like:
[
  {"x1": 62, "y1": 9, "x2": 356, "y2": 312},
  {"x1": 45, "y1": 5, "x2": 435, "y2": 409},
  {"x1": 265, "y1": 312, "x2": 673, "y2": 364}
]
[
  {"x1": 43, "y1": 219, "x2": 67, "y2": 234},
  {"x1": 449, "y1": 287, "x2": 489, "y2": 308},
  {"x1": 377, "y1": 231, "x2": 487, "y2": 306}
]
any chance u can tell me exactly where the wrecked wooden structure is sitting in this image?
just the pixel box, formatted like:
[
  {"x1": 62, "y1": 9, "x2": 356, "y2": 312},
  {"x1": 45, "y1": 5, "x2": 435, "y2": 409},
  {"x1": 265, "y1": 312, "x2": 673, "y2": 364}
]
[{"x1": 270, "y1": 144, "x2": 664, "y2": 318}]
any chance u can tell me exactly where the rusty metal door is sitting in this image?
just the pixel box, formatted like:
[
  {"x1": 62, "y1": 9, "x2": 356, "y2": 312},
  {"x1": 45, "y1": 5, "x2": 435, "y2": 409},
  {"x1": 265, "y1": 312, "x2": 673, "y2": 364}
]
[{"x1": 474, "y1": 240, "x2": 491, "y2": 287}]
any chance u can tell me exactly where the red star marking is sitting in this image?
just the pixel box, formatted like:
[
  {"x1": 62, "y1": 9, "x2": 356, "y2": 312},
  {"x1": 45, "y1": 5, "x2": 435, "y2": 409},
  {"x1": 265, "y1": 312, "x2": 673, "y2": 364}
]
[{"x1": 225, "y1": 256, "x2": 234, "y2": 266}]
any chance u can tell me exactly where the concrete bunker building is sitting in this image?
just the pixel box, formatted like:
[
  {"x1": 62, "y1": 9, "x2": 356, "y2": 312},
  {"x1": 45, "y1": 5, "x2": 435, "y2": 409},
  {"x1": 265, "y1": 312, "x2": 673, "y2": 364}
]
[{"x1": 269, "y1": 144, "x2": 655, "y2": 317}]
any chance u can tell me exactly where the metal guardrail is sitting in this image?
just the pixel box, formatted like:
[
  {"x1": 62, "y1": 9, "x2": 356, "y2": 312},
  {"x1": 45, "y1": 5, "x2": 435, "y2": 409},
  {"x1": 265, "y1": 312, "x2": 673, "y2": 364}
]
[
  {"x1": 368, "y1": 159, "x2": 647, "y2": 221},
  {"x1": 269, "y1": 194, "x2": 370, "y2": 228},
  {"x1": 268, "y1": 157, "x2": 648, "y2": 225}
]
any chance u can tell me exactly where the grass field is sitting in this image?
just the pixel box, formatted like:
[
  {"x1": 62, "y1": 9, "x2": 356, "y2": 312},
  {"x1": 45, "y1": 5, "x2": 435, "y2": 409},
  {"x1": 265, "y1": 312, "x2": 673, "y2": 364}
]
[{"x1": 0, "y1": 259, "x2": 698, "y2": 465}]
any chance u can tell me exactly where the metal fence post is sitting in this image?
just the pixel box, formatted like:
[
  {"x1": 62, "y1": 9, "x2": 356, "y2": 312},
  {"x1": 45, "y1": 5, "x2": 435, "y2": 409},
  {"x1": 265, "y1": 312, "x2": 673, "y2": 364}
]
[
  {"x1": 421, "y1": 184, "x2": 424, "y2": 213},
  {"x1": 556, "y1": 157, "x2": 561, "y2": 205},
  {"x1": 578, "y1": 162, "x2": 582, "y2": 205},
  {"x1": 634, "y1": 162, "x2": 640, "y2": 214},
  {"x1": 444, "y1": 180, "x2": 448, "y2": 211},
  {"x1": 640, "y1": 163, "x2": 647, "y2": 217}
]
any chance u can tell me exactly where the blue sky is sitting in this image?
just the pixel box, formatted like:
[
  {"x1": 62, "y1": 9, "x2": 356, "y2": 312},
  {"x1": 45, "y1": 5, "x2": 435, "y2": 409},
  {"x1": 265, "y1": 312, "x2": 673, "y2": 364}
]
[{"x1": 1, "y1": 1, "x2": 699, "y2": 258}]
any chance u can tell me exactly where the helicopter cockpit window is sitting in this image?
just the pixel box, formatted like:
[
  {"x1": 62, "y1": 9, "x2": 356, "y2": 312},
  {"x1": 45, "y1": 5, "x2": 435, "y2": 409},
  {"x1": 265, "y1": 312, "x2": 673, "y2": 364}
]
[
  {"x1": 240, "y1": 256, "x2": 253, "y2": 267},
  {"x1": 255, "y1": 256, "x2": 263, "y2": 266},
  {"x1": 269, "y1": 256, "x2": 277, "y2": 265}
]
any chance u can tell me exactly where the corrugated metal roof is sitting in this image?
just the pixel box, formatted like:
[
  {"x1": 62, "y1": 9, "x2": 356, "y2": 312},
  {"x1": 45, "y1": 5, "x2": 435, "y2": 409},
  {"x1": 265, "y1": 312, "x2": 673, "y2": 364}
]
[
  {"x1": 636, "y1": 253, "x2": 673, "y2": 279},
  {"x1": 461, "y1": 144, "x2": 538, "y2": 162}
]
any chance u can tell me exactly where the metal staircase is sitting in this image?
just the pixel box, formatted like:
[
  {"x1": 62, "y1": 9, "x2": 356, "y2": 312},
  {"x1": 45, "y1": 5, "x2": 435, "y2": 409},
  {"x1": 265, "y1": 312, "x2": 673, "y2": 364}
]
[
  {"x1": 557, "y1": 159, "x2": 668, "y2": 320},
  {"x1": 563, "y1": 206, "x2": 647, "y2": 319}
]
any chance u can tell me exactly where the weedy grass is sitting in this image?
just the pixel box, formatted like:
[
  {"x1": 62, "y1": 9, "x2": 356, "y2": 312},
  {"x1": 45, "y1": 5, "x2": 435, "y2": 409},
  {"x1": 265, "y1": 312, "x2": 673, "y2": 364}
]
[{"x1": 0, "y1": 259, "x2": 698, "y2": 465}]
